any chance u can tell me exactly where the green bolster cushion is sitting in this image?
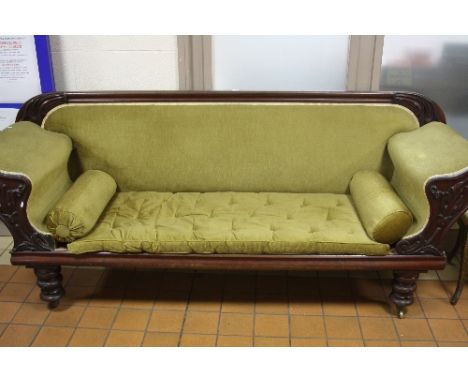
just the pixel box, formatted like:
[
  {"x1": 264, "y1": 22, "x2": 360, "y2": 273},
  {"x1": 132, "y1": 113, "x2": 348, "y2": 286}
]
[
  {"x1": 350, "y1": 170, "x2": 413, "y2": 244},
  {"x1": 46, "y1": 170, "x2": 117, "y2": 242}
]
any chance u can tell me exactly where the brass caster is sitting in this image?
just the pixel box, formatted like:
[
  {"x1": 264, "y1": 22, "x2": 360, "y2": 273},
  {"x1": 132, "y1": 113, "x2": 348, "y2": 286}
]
[{"x1": 398, "y1": 309, "x2": 405, "y2": 319}]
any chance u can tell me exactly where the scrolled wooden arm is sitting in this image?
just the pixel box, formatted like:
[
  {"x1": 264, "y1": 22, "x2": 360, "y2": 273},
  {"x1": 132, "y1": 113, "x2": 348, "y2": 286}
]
[
  {"x1": 394, "y1": 169, "x2": 468, "y2": 256},
  {"x1": 0, "y1": 172, "x2": 55, "y2": 252}
]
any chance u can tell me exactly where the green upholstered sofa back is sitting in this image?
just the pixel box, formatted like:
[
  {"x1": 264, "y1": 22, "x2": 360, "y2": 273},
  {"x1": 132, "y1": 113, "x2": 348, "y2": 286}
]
[{"x1": 43, "y1": 103, "x2": 420, "y2": 193}]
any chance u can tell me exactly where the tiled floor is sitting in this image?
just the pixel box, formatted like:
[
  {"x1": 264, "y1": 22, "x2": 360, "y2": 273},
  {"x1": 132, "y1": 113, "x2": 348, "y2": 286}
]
[{"x1": 0, "y1": 234, "x2": 467, "y2": 347}]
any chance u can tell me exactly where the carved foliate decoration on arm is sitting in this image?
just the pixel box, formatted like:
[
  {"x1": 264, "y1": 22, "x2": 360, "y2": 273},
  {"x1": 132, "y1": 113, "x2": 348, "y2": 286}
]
[
  {"x1": 16, "y1": 93, "x2": 68, "y2": 125},
  {"x1": 394, "y1": 170, "x2": 468, "y2": 256},
  {"x1": 0, "y1": 173, "x2": 55, "y2": 252}
]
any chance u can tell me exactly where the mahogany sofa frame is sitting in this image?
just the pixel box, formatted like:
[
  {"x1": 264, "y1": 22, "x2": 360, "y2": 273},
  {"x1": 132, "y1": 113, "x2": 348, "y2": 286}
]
[{"x1": 1, "y1": 91, "x2": 467, "y2": 317}]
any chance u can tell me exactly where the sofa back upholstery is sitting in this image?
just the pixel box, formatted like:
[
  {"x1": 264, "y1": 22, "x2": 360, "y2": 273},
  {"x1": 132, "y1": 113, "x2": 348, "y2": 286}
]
[{"x1": 43, "y1": 103, "x2": 419, "y2": 193}]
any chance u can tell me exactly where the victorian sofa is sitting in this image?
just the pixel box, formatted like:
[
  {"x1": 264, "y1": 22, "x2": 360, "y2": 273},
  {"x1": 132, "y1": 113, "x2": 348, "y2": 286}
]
[{"x1": 0, "y1": 91, "x2": 467, "y2": 318}]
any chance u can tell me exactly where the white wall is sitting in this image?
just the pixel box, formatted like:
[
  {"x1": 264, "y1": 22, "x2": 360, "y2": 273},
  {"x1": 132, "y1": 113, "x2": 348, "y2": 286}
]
[{"x1": 50, "y1": 35, "x2": 179, "y2": 91}]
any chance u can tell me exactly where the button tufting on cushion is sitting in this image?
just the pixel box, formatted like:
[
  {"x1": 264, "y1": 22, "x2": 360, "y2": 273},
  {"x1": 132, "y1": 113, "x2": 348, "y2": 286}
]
[{"x1": 67, "y1": 192, "x2": 390, "y2": 255}]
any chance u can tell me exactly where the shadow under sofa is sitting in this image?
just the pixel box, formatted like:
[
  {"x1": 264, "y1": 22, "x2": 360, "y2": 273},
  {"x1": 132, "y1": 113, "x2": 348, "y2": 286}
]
[{"x1": 0, "y1": 90, "x2": 467, "y2": 318}]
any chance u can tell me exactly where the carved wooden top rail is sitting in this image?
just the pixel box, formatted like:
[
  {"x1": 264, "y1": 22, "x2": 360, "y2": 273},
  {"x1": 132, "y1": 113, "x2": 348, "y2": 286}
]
[{"x1": 16, "y1": 91, "x2": 446, "y2": 126}]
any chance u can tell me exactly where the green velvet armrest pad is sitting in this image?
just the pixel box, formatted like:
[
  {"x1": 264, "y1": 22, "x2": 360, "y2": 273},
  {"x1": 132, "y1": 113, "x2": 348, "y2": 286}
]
[
  {"x1": 350, "y1": 170, "x2": 413, "y2": 244},
  {"x1": 0, "y1": 121, "x2": 72, "y2": 233},
  {"x1": 47, "y1": 170, "x2": 117, "y2": 242},
  {"x1": 388, "y1": 122, "x2": 468, "y2": 236}
]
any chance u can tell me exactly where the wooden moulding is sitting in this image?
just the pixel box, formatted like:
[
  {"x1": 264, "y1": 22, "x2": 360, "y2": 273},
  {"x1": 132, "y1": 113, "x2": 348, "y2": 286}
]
[{"x1": 2, "y1": 91, "x2": 465, "y2": 273}]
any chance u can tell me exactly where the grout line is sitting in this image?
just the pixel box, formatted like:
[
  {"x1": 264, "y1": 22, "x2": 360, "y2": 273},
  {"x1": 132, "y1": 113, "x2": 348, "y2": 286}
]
[
  {"x1": 378, "y1": 271, "x2": 403, "y2": 347},
  {"x1": 100, "y1": 272, "x2": 126, "y2": 346},
  {"x1": 252, "y1": 271, "x2": 258, "y2": 346},
  {"x1": 213, "y1": 271, "x2": 226, "y2": 347},
  {"x1": 316, "y1": 272, "x2": 329, "y2": 346},
  {"x1": 65, "y1": 270, "x2": 105, "y2": 346},
  {"x1": 286, "y1": 275, "x2": 292, "y2": 347},
  {"x1": 176, "y1": 271, "x2": 195, "y2": 347}
]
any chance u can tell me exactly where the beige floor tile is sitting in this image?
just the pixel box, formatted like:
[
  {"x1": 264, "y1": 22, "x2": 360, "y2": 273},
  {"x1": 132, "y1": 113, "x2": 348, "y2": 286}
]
[
  {"x1": 9, "y1": 268, "x2": 36, "y2": 284},
  {"x1": 218, "y1": 313, "x2": 253, "y2": 336},
  {"x1": 89, "y1": 287, "x2": 125, "y2": 308},
  {"x1": 419, "y1": 270, "x2": 441, "y2": 280},
  {"x1": 291, "y1": 338, "x2": 327, "y2": 347},
  {"x1": 328, "y1": 339, "x2": 364, "y2": 347},
  {"x1": 112, "y1": 309, "x2": 150, "y2": 331},
  {"x1": 365, "y1": 340, "x2": 400, "y2": 347},
  {"x1": 0, "y1": 323, "x2": 6, "y2": 337},
  {"x1": 255, "y1": 293, "x2": 289, "y2": 314},
  {"x1": 437, "y1": 341, "x2": 468, "y2": 347},
  {"x1": 153, "y1": 290, "x2": 189, "y2": 311},
  {"x1": 147, "y1": 310, "x2": 185, "y2": 333},
  {"x1": 254, "y1": 337, "x2": 290, "y2": 347},
  {"x1": 142, "y1": 332, "x2": 179, "y2": 347},
  {"x1": 322, "y1": 298, "x2": 357, "y2": 316},
  {"x1": 325, "y1": 316, "x2": 362, "y2": 339},
  {"x1": 356, "y1": 299, "x2": 392, "y2": 317},
  {"x1": 0, "y1": 324, "x2": 40, "y2": 346},
  {"x1": 222, "y1": 291, "x2": 255, "y2": 313},
  {"x1": 428, "y1": 319, "x2": 468, "y2": 342},
  {"x1": 105, "y1": 330, "x2": 144, "y2": 346},
  {"x1": 0, "y1": 283, "x2": 34, "y2": 302},
  {"x1": 180, "y1": 334, "x2": 216, "y2": 347},
  {"x1": 217, "y1": 335, "x2": 253, "y2": 347},
  {"x1": 12, "y1": 303, "x2": 50, "y2": 325},
  {"x1": 393, "y1": 318, "x2": 434, "y2": 341},
  {"x1": 416, "y1": 281, "x2": 450, "y2": 299},
  {"x1": 402, "y1": 298, "x2": 426, "y2": 318},
  {"x1": 183, "y1": 311, "x2": 219, "y2": 334},
  {"x1": 401, "y1": 340, "x2": 437, "y2": 347},
  {"x1": 188, "y1": 289, "x2": 222, "y2": 312},
  {"x1": 0, "y1": 301, "x2": 21, "y2": 323},
  {"x1": 289, "y1": 296, "x2": 323, "y2": 315},
  {"x1": 453, "y1": 298, "x2": 468, "y2": 319},
  {"x1": 59, "y1": 286, "x2": 95, "y2": 306},
  {"x1": 0, "y1": 237, "x2": 12, "y2": 253},
  {"x1": 420, "y1": 299, "x2": 459, "y2": 319},
  {"x1": 32, "y1": 326, "x2": 74, "y2": 346},
  {"x1": 437, "y1": 262, "x2": 460, "y2": 281},
  {"x1": 120, "y1": 288, "x2": 156, "y2": 310},
  {"x1": 255, "y1": 314, "x2": 289, "y2": 337},
  {"x1": 45, "y1": 305, "x2": 85, "y2": 327},
  {"x1": 68, "y1": 328, "x2": 109, "y2": 347},
  {"x1": 67, "y1": 268, "x2": 104, "y2": 287},
  {"x1": 359, "y1": 317, "x2": 397, "y2": 340},
  {"x1": 351, "y1": 278, "x2": 386, "y2": 299},
  {"x1": 290, "y1": 315, "x2": 325, "y2": 338},
  {"x1": 78, "y1": 307, "x2": 118, "y2": 329}
]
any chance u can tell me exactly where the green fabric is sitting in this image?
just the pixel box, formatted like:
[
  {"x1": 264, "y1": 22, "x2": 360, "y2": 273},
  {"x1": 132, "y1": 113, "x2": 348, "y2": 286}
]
[
  {"x1": 68, "y1": 191, "x2": 390, "y2": 255},
  {"x1": 43, "y1": 103, "x2": 419, "y2": 194},
  {"x1": 47, "y1": 170, "x2": 117, "y2": 242},
  {"x1": 0, "y1": 122, "x2": 72, "y2": 233},
  {"x1": 388, "y1": 122, "x2": 468, "y2": 236},
  {"x1": 350, "y1": 170, "x2": 413, "y2": 243}
]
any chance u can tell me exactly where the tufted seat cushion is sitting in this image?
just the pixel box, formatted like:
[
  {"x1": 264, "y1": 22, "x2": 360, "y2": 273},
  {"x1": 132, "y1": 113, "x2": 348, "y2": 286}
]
[{"x1": 67, "y1": 192, "x2": 390, "y2": 255}]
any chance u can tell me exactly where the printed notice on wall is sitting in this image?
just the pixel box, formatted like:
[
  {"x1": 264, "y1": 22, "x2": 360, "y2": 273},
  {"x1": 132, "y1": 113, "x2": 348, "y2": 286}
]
[
  {"x1": 0, "y1": 36, "x2": 41, "y2": 103},
  {"x1": 0, "y1": 108, "x2": 18, "y2": 130}
]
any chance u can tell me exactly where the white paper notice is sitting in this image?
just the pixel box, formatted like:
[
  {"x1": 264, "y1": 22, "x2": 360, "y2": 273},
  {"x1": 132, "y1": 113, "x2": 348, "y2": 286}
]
[
  {"x1": 0, "y1": 36, "x2": 42, "y2": 103},
  {"x1": 0, "y1": 108, "x2": 19, "y2": 130}
]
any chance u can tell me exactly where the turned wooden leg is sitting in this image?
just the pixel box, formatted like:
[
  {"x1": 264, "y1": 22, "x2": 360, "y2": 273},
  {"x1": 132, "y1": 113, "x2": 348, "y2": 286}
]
[
  {"x1": 389, "y1": 271, "x2": 419, "y2": 319},
  {"x1": 34, "y1": 266, "x2": 65, "y2": 309}
]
